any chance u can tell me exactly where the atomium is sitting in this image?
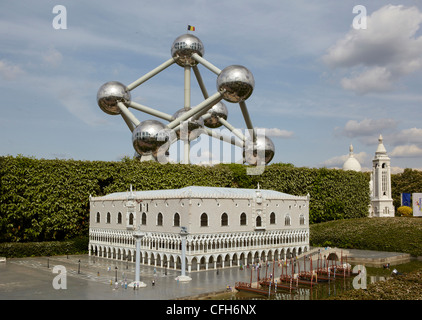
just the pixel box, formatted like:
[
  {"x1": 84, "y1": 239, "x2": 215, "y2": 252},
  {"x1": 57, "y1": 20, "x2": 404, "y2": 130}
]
[
  {"x1": 217, "y1": 65, "x2": 254, "y2": 103},
  {"x1": 171, "y1": 34, "x2": 204, "y2": 67},
  {"x1": 244, "y1": 134, "x2": 275, "y2": 166},
  {"x1": 132, "y1": 120, "x2": 176, "y2": 160},
  {"x1": 203, "y1": 102, "x2": 228, "y2": 128},
  {"x1": 97, "y1": 81, "x2": 131, "y2": 115},
  {"x1": 172, "y1": 107, "x2": 204, "y2": 140},
  {"x1": 97, "y1": 32, "x2": 276, "y2": 166}
]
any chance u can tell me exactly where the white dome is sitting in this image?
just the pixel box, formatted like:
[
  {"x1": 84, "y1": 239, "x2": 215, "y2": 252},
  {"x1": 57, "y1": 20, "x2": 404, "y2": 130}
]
[{"x1": 343, "y1": 144, "x2": 361, "y2": 172}]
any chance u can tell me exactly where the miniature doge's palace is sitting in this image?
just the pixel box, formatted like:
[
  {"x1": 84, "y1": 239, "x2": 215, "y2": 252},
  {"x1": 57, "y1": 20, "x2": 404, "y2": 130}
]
[{"x1": 88, "y1": 186, "x2": 310, "y2": 272}]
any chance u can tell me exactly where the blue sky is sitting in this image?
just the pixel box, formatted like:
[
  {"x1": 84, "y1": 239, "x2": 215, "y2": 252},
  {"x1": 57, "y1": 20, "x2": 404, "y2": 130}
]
[{"x1": 1, "y1": 0, "x2": 422, "y2": 172}]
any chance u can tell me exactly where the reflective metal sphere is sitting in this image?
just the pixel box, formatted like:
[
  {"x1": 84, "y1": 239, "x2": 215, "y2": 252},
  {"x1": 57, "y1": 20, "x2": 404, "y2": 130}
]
[
  {"x1": 243, "y1": 135, "x2": 275, "y2": 165},
  {"x1": 171, "y1": 34, "x2": 204, "y2": 67},
  {"x1": 203, "y1": 102, "x2": 228, "y2": 128},
  {"x1": 132, "y1": 120, "x2": 175, "y2": 158},
  {"x1": 172, "y1": 108, "x2": 204, "y2": 140},
  {"x1": 217, "y1": 65, "x2": 254, "y2": 103},
  {"x1": 97, "y1": 81, "x2": 131, "y2": 115}
]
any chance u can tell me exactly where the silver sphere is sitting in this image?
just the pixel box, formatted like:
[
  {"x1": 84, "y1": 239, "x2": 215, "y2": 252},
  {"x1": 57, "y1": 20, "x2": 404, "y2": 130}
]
[
  {"x1": 244, "y1": 135, "x2": 275, "y2": 165},
  {"x1": 217, "y1": 65, "x2": 254, "y2": 103},
  {"x1": 203, "y1": 102, "x2": 228, "y2": 128},
  {"x1": 172, "y1": 108, "x2": 204, "y2": 140},
  {"x1": 132, "y1": 120, "x2": 175, "y2": 158},
  {"x1": 171, "y1": 34, "x2": 204, "y2": 67},
  {"x1": 97, "y1": 81, "x2": 131, "y2": 115}
]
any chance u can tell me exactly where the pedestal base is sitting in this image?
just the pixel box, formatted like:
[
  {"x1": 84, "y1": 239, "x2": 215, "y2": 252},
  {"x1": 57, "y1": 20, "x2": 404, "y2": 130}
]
[
  {"x1": 175, "y1": 275, "x2": 192, "y2": 282},
  {"x1": 128, "y1": 281, "x2": 147, "y2": 288}
]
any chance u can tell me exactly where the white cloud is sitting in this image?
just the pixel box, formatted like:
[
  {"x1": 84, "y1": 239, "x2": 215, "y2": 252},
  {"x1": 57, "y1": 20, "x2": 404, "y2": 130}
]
[
  {"x1": 257, "y1": 127, "x2": 294, "y2": 139},
  {"x1": 389, "y1": 128, "x2": 422, "y2": 146},
  {"x1": 42, "y1": 47, "x2": 63, "y2": 68},
  {"x1": 339, "y1": 118, "x2": 397, "y2": 138},
  {"x1": 341, "y1": 66, "x2": 393, "y2": 94},
  {"x1": 390, "y1": 144, "x2": 422, "y2": 157},
  {"x1": 321, "y1": 151, "x2": 368, "y2": 168},
  {"x1": 0, "y1": 60, "x2": 24, "y2": 80},
  {"x1": 324, "y1": 5, "x2": 422, "y2": 94}
]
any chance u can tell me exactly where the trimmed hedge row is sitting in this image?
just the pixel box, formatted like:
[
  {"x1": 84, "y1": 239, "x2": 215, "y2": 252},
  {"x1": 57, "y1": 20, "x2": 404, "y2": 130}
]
[
  {"x1": 0, "y1": 237, "x2": 89, "y2": 258},
  {"x1": 1, "y1": 156, "x2": 370, "y2": 243}
]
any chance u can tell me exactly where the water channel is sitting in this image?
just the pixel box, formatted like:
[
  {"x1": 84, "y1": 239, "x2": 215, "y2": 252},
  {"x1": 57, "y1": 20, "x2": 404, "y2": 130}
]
[{"x1": 220, "y1": 260, "x2": 422, "y2": 300}]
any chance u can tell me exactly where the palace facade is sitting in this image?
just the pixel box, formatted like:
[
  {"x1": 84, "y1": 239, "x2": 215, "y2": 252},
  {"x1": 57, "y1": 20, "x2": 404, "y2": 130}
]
[{"x1": 88, "y1": 186, "x2": 310, "y2": 272}]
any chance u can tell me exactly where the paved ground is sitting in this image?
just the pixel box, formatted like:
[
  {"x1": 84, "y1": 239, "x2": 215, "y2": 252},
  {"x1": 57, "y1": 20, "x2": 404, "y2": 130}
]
[
  {"x1": 0, "y1": 254, "x2": 258, "y2": 300},
  {"x1": 0, "y1": 248, "x2": 413, "y2": 300}
]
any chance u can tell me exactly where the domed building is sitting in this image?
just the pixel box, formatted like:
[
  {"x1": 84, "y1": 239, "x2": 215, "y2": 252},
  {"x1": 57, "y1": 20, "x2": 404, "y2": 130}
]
[
  {"x1": 341, "y1": 137, "x2": 394, "y2": 217},
  {"x1": 342, "y1": 144, "x2": 362, "y2": 172}
]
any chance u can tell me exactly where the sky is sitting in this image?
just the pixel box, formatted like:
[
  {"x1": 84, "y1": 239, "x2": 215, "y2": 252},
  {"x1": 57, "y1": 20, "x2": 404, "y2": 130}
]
[{"x1": 1, "y1": 0, "x2": 422, "y2": 173}]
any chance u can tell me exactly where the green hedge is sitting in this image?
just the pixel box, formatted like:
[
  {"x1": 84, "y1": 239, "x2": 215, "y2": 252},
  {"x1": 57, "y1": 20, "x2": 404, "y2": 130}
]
[
  {"x1": 1, "y1": 156, "x2": 370, "y2": 243},
  {"x1": 310, "y1": 217, "x2": 422, "y2": 256},
  {"x1": 0, "y1": 236, "x2": 89, "y2": 258}
]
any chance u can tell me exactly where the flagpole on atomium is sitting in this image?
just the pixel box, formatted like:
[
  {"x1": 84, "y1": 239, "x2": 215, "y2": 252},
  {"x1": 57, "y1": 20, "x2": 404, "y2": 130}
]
[{"x1": 96, "y1": 25, "x2": 275, "y2": 166}]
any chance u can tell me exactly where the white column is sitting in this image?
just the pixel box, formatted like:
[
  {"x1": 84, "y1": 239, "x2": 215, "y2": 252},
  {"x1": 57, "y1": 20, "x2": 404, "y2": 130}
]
[
  {"x1": 129, "y1": 232, "x2": 146, "y2": 288},
  {"x1": 176, "y1": 228, "x2": 192, "y2": 281}
]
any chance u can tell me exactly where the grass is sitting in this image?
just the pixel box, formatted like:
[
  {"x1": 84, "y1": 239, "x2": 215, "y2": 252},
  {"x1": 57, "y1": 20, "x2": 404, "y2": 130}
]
[
  {"x1": 310, "y1": 217, "x2": 422, "y2": 300},
  {"x1": 309, "y1": 217, "x2": 422, "y2": 257}
]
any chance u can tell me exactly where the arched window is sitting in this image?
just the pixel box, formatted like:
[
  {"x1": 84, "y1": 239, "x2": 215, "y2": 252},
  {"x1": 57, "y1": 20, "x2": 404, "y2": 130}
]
[
  {"x1": 270, "y1": 212, "x2": 276, "y2": 224},
  {"x1": 240, "y1": 212, "x2": 247, "y2": 225},
  {"x1": 256, "y1": 216, "x2": 262, "y2": 227},
  {"x1": 96, "y1": 212, "x2": 100, "y2": 223},
  {"x1": 174, "y1": 213, "x2": 180, "y2": 227},
  {"x1": 142, "y1": 212, "x2": 147, "y2": 225},
  {"x1": 221, "y1": 213, "x2": 228, "y2": 226},
  {"x1": 200, "y1": 213, "x2": 208, "y2": 227},
  {"x1": 129, "y1": 213, "x2": 134, "y2": 225},
  {"x1": 106, "y1": 212, "x2": 111, "y2": 224},
  {"x1": 157, "y1": 212, "x2": 163, "y2": 226},
  {"x1": 299, "y1": 214, "x2": 305, "y2": 225},
  {"x1": 285, "y1": 214, "x2": 291, "y2": 226},
  {"x1": 117, "y1": 212, "x2": 122, "y2": 224}
]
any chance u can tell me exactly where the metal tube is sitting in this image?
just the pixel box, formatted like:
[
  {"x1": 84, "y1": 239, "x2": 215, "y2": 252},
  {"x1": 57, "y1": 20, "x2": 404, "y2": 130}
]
[
  {"x1": 126, "y1": 57, "x2": 177, "y2": 91},
  {"x1": 203, "y1": 127, "x2": 244, "y2": 148},
  {"x1": 167, "y1": 91, "x2": 223, "y2": 129},
  {"x1": 184, "y1": 141, "x2": 190, "y2": 164},
  {"x1": 117, "y1": 102, "x2": 140, "y2": 127},
  {"x1": 127, "y1": 101, "x2": 173, "y2": 121},
  {"x1": 184, "y1": 66, "x2": 191, "y2": 110},
  {"x1": 191, "y1": 53, "x2": 221, "y2": 75},
  {"x1": 120, "y1": 112, "x2": 135, "y2": 132},
  {"x1": 239, "y1": 101, "x2": 256, "y2": 142},
  {"x1": 193, "y1": 65, "x2": 209, "y2": 99},
  {"x1": 217, "y1": 116, "x2": 247, "y2": 142}
]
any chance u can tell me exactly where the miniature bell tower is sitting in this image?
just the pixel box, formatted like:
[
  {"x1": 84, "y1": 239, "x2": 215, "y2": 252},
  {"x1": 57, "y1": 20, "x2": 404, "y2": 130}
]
[{"x1": 370, "y1": 135, "x2": 395, "y2": 217}]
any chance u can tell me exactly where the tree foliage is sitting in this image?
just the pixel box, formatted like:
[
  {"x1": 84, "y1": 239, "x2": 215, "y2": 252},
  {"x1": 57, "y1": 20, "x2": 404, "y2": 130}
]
[{"x1": 391, "y1": 168, "x2": 422, "y2": 210}]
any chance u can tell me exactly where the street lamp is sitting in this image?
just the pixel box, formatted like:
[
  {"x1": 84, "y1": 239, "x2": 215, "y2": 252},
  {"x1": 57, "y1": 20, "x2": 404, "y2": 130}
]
[{"x1": 115, "y1": 266, "x2": 118, "y2": 282}]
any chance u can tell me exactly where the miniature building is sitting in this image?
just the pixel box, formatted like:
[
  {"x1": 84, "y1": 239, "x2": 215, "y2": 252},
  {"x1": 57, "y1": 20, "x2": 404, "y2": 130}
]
[
  {"x1": 88, "y1": 186, "x2": 310, "y2": 272},
  {"x1": 342, "y1": 144, "x2": 362, "y2": 172},
  {"x1": 369, "y1": 135, "x2": 395, "y2": 217},
  {"x1": 342, "y1": 135, "x2": 395, "y2": 217}
]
